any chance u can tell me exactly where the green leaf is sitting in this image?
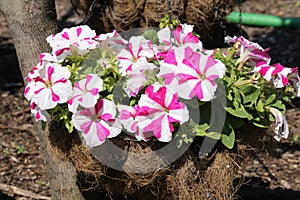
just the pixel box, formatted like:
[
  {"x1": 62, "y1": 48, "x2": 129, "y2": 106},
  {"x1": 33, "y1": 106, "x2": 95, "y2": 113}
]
[
  {"x1": 221, "y1": 125, "x2": 235, "y2": 149},
  {"x1": 225, "y1": 101, "x2": 253, "y2": 120},
  {"x1": 198, "y1": 123, "x2": 210, "y2": 131},
  {"x1": 250, "y1": 117, "x2": 271, "y2": 128},
  {"x1": 206, "y1": 132, "x2": 221, "y2": 140},
  {"x1": 233, "y1": 87, "x2": 242, "y2": 103},
  {"x1": 143, "y1": 29, "x2": 159, "y2": 44},
  {"x1": 256, "y1": 99, "x2": 265, "y2": 113},
  {"x1": 238, "y1": 84, "x2": 261, "y2": 105},
  {"x1": 270, "y1": 100, "x2": 286, "y2": 112},
  {"x1": 265, "y1": 94, "x2": 276, "y2": 105},
  {"x1": 194, "y1": 123, "x2": 221, "y2": 140},
  {"x1": 268, "y1": 112, "x2": 275, "y2": 122},
  {"x1": 65, "y1": 120, "x2": 74, "y2": 133},
  {"x1": 283, "y1": 96, "x2": 293, "y2": 105},
  {"x1": 177, "y1": 139, "x2": 183, "y2": 148},
  {"x1": 227, "y1": 89, "x2": 234, "y2": 101},
  {"x1": 194, "y1": 123, "x2": 210, "y2": 136}
]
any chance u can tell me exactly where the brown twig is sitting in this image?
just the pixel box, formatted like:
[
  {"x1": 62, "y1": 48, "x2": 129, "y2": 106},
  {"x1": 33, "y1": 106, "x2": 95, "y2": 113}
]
[
  {"x1": 0, "y1": 124, "x2": 34, "y2": 131},
  {"x1": 0, "y1": 183, "x2": 51, "y2": 200}
]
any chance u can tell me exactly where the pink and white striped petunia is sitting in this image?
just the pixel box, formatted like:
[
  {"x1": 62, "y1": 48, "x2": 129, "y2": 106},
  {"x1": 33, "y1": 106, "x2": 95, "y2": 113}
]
[
  {"x1": 172, "y1": 24, "x2": 201, "y2": 47},
  {"x1": 117, "y1": 105, "x2": 151, "y2": 141},
  {"x1": 68, "y1": 74, "x2": 103, "y2": 113},
  {"x1": 30, "y1": 102, "x2": 50, "y2": 122},
  {"x1": 269, "y1": 107, "x2": 289, "y2": 141},
  {"x1": 254, "y1": 61, "x2": 292, "y2": 88},
  {"x1": 159, "y1": 46, "x2": 226, "y2": 101},
  {"x1": 156, "y1": 24, "x2": 202, "y2": 56},
  {"x1": 288, "y1": 67, "x2": 300, "y2": 96},
  {"x1": 95, "y1": 29, "x2": 127, "y2": 49},
  {"x1": 72, "y1": 99, "x2": 122, "y2": 147},
  {"x1": 24, "y1": 53, "x2": 59, "y2": 101},
  {"x1": 27, "y1": 63, "x2": 72, "y2": 110},
  {"x1": 46, "y1": 25, "x2": 98, "y2": 61},
  {"x1": 117, "y1": 36, "x2": 155, "y2": 75},
  {"x1": 25, "y1": 53, "x2": 57, "y2": 82},
  {"x1": 225, "y1": 36, "x2": 271, "y2": 66},
  {"x1": 135, "y1": 84, "x2": 189, "y2": 142},
  {"x1": 125, "y1": 62, "x2": 158, "y2": 97}
]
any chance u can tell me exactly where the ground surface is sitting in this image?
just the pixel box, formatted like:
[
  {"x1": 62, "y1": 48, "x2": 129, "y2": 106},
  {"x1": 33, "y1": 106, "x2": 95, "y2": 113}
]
[{"x1": 0, "y1": 0, "x2": 300, "y2": 199}]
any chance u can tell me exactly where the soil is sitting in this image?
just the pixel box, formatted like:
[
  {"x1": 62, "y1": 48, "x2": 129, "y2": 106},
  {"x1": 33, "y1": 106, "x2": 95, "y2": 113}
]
[{"x1": 0, "y1": 0, "x2": 300, "y2": 199}]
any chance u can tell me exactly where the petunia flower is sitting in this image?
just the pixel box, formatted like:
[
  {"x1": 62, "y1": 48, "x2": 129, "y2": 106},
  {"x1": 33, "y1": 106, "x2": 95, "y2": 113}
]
[
  {"x1": 26, "y1": 63, "x2": 72, "y2": 110},
  {"x1": 25, "y1": 53, "x2": 57, "y2": 82},
  {"x1": 172, "y1": 24, "x2": 201, "y2": 47},
  {"x1": 46, "y1": 25, "x2": 98, "y2": 61},
  {"x1": 135, "y1": 84, "x2": 189, "y2": 142},
  {"x1": 117, "y1": 36, "x2": 155, "y2": 75},
  {"x1": 225, "y1": 36, "x2": 271, "y2": 66},
  {"x1": 159, "y1": 46, "x2": 226, "y2": 101},
  {"x1": 30, "y1": 102, "x2": 50, "y2": 122},
  {"x1": 124, "y1": 62, "x2": 158, "y2": 97},
  {"x1": 156, "y1": 24, "x2": 202, "y2": 57},
  {"x1": 254, "y1": 61, "x2": 292, "y2": 88},
  {"x1": 269, "y1": 107, "x2": 289, "y2": 141},
  {"x1": 271, "y1": 63, "x2": 293, "y2": 88},
  {"x1": 68, "y1": 74, "x2": 103, "y2": 113},
  {"x1": 24, "y1": 53, "x2": 59, "y2": 101},
  {"x1": 117, "y1": 105, "x2": 151, "y2": 141},
  {"x1": 288, "y1": 67, "x2": 300, "y2": 96},
  {"x1": 95, "y1": 29, "x2": 127, "y2": 50},
  {"x1": 72, "y1": 99, "x2": 122, "y2": 147}
]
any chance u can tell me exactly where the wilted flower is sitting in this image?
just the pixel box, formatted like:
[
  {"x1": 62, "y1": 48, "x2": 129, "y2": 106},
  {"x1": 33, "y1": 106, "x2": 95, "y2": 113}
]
[
  {"x1": 269, "y1": 107, "x2": 289, "y2": 141},
  {"x1": 225, "y1": 36, "x2": 271, "y2": 66},
  {"x1": 288, "y1": 67, "x2": 300, "y2": 97}
]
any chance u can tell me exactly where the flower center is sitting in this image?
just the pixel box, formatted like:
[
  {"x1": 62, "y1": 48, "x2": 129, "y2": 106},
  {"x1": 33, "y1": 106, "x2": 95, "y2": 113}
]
[
  {"x1": 131, "y1": 56, "x2": 138, "y2": 63},
  {"x1": 163, "y1": 107, "x2": 169, "y2": 113},
  {"x1": 45, "y1": 80, "x2": 53, "y2": 88},
  {"x1": 199, "y1": 73, "x2": 206, "y2": 80},
  {"x1": 91, "y1": 115, "x2": 100, "y2": 122}
]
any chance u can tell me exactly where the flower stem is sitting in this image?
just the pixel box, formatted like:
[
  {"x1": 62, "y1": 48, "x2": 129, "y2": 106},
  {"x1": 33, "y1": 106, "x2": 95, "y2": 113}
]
[{"x1": 237, "y1": 62, "x2": 244, "y2": 71}]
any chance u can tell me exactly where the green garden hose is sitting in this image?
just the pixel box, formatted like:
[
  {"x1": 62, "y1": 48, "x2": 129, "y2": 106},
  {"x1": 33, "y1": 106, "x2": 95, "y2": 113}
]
[{"x1": 226, "y1": 11, "x2": 300, "y2": 27}]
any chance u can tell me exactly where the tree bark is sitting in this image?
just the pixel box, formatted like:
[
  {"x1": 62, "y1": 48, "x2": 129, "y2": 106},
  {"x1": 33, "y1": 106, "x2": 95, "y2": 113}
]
[{"x1": 0, "y1": 0, "x2": 84, "y2": 199}]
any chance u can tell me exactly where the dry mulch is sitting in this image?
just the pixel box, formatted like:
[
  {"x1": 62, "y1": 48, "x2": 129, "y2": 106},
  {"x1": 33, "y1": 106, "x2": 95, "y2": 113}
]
[{"x1": 0, "y1": 0, "x2": 300, "y2": 199}]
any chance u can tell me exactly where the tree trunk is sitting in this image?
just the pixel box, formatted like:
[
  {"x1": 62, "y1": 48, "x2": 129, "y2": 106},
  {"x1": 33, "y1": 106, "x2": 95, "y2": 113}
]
[{"x1": 0, "y1": 0, "x2": 84, "y2": 199}]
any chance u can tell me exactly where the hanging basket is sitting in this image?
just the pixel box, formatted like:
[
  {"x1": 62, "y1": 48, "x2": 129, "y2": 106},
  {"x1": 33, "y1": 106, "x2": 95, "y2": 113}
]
[
  {"x1": 24, "y1": 1, "x2": 298, "y2": 199},
  {"x1": 67, "y1": 128, "x2": 244, "y2": 200},
  {"x1": 49, "y1": 121, "x2": 270, "y2": 200},
  {"x1": 74, "y1": 0, "x2": 238, "y2": 35}
]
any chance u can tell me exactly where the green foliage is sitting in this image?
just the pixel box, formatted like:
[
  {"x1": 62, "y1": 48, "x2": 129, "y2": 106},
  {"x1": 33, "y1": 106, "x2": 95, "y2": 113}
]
[
  {"x1": 221, "y1": 124, "x2": 235, "y2": 149},
  {"x1": 16, "y1": 145, "x2": 25, "y2": 154},
  {"x1": 174, "y1": 121, "x2": 195, "y2": 148},
  {"x1": 191, "y1": 47, "x2": 293, "y2": 149},
  {"x1": 77, "y1": 48, "x2": 121, "y2": 99},
  {"x1": 159, "y1": 14, "x2": 180, "y2": 29},
  {"x1": 143, "y1": 29, "x2": 159, "y2": 44},
  {"x1": 51, "y1": 104, "x2": 74, "y2": 133}
]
